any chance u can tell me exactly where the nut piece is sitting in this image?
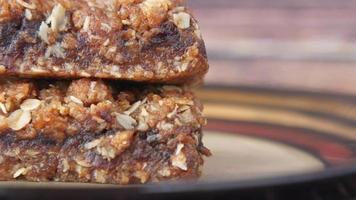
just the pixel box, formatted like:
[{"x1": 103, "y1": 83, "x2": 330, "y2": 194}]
[
  {"x1": 16, "y1": 0, "x2": 36, "y2": 9},
  {"x1": 96, "y1": 145, "x2": 117, "y2": 160},
  {"x1": 124, "y1": 100, "x2": 144, "y2": 115},
  {"x1": 7, "y1": 109, "x2": 31, "y2": 131},
  {"x1": 0, "y1": 103, "x2": 7, "y2": 114},
  {"x1": 116, "y1": 113, "x2": 137, "y2": 129},
  {"x1": 84, "y1": 139, "x2": 101, "y2": 150},
  {"x1": 140, "y1": 0, "x2": 171, "y2": 27},
  {"x1": 62, "y1": 159, "x2": 70, "y2": 173},
  {"x1": 171, "y1": 143, "x2": 187, "y2": 171},
  {"x1": 20, "y1": 99, "x2": 41, "y2": 111},
  {"x1": 100, "y1": 23, "x2": 112, "y2": 33},
  {"x1": 69, "y1": 96, "x2": 84, "y2": 105},
  {"x1": 13, "y1": 167, "x2": 31, "y2": 178},
  {"x1": 179, "y1": 108, "x2": 194, "y2": 124},
  {"x1": 173, "y1": 12, "x2": 191, "y2": 29},
  {"x1": 38, "y1": 22, "x2": 50, "y2": 44},
  {"x1": 85, "y1": 131, "x2": 134, "y2": 160},
  {"x1": 158, "y1": 167, "x2": 171, "y2": 177},
  {"x1": 47, "y1": 4, "x2": 67, "y2": 32},
  {"x1": 83, "y1": 16, "x2": 91, "y2": 32},
  {"x1": 25, "y1": 9, "x2": 33, "y2": 20},
  {"x1": 175, "y1": 143, "x2": 184, "y2": 155},
  {"x1": 140, "y1": 0, "x2": 171, "y2": 16},
  {"x1": 157, "y1": 121, "x2": 173, "y2": 131},
  {"x1": 74, "y1": 157, "x2": 92, "y2": 168}
]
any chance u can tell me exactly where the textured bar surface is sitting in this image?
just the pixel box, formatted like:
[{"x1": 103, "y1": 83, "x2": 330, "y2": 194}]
[
  {"x1": 0, "y1": 0, "x2": 208, "y2": 84},
  {"x1": 0, "y1": 78, "x2": 210, "y2": 184}
]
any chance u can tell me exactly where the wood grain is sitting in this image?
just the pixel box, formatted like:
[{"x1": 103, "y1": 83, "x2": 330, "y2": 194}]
[{"x1": 188, "y1": 0, "x2": 356, "y2": 94}]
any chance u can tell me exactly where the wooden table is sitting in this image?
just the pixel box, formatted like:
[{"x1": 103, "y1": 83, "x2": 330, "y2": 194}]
[{"x1": 189, "y1": 0, "x2": 356, "y2": 95}]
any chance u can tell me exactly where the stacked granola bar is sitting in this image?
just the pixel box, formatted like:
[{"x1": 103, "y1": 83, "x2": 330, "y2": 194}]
[{"x1": 0, "y1": 0, "x2": 210, "y2": 184}]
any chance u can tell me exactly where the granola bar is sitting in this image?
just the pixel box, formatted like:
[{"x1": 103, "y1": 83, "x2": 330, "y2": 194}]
[
  {"x1": 0, "y1": 78, "x2": 210, "y2": 184},
  {"x1": 0, "y1": 0, "x2": 208, "y2": 84}
]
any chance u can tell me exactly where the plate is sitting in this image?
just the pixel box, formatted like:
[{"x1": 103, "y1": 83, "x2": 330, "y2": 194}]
[{"x1": 2, "y1": 86, "x2": 356, "y2": 199}]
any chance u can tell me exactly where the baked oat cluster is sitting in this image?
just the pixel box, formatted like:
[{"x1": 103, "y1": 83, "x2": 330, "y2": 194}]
[
  {"x1": 0, "y1": 79, "x2": 210, "y2": 183},
  {"x1": 0, "y1": 0, "x2": 208, "y2": 83},
  {"x1": 0, "y1": 0, "x2": 210, "y2": 185}
]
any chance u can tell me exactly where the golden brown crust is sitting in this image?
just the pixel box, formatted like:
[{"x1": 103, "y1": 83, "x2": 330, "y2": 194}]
[{"x1": 0, "y1": 0, "x2": 208, "y2": 84}]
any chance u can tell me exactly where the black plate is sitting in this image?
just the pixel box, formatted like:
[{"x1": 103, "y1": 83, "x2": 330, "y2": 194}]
[{"x1": 2, "y1": 86, "x2": 356, "y2": 200}]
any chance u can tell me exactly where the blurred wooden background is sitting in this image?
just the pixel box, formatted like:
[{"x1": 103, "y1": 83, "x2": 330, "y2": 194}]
[{"x1": 188, "y1": 0, "x2": 356, "y2": 95}]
